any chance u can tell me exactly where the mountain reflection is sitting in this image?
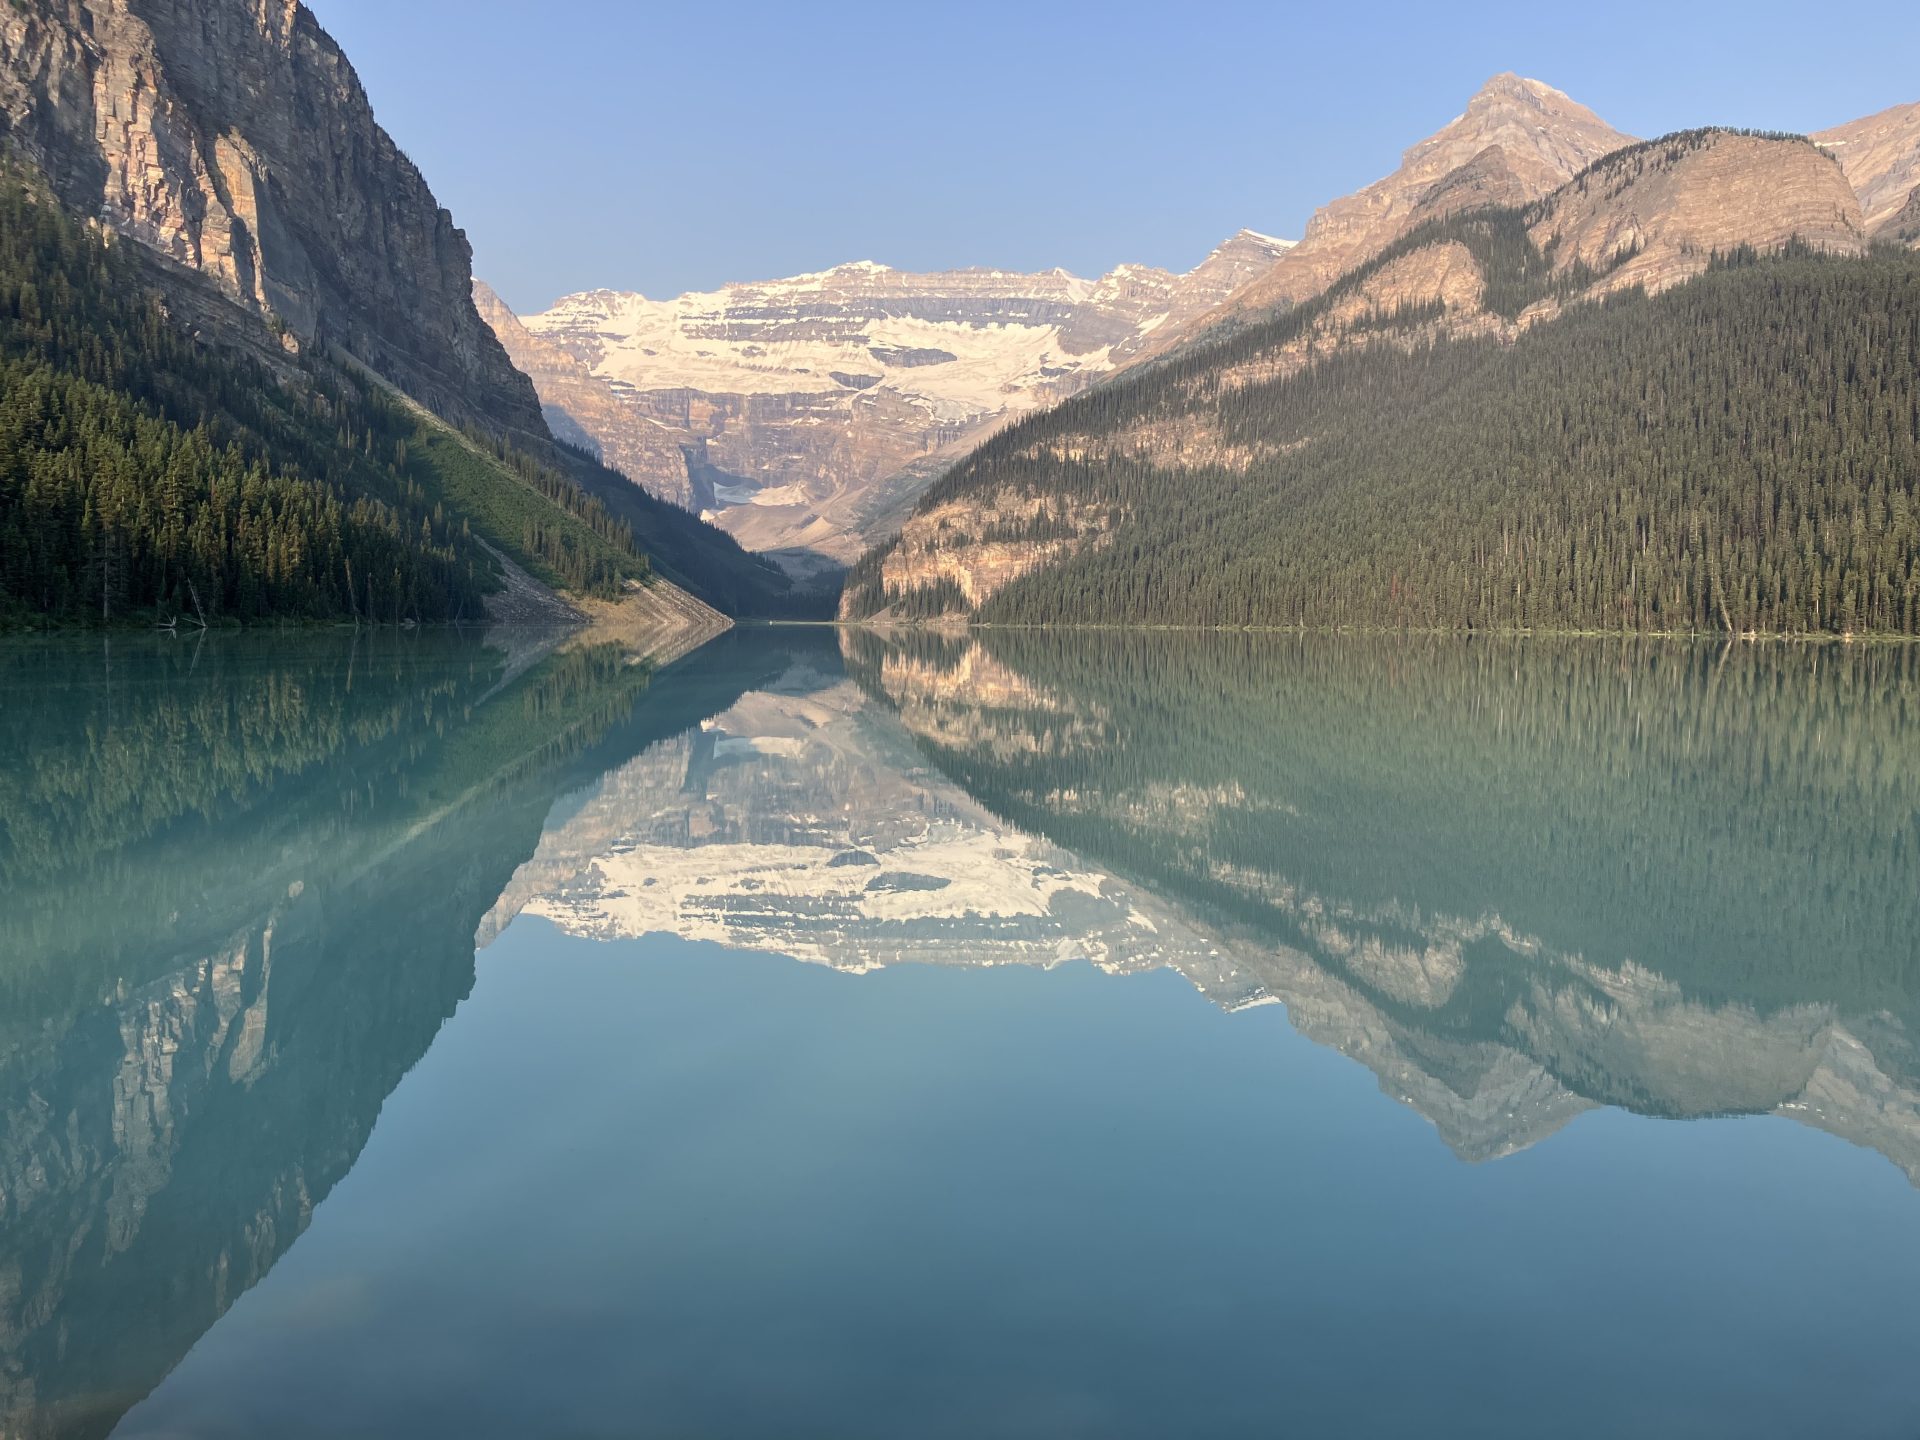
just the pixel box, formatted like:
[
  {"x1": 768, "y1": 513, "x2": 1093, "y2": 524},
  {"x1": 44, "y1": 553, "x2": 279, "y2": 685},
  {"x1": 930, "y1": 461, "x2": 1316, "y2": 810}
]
[
  {"x1": 0, "y1": 629, "x2": 785, "y2": 1439},
  {"x1": 838, "y1": 630, "x2": 1920, "y2": 1170},
  {"x1": 495, "y1": 627, "x2": 1920, "y2": 1179},
  {"x1": 4, "y1": 626, "x2": 1918, "y2": 1436}
]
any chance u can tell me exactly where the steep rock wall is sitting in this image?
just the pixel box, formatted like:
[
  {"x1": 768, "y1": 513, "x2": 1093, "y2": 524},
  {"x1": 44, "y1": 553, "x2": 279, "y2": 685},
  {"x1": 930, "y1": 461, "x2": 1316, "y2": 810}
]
[{"x1": 0, "y1": 0, "x2": 547, "y2": 441}]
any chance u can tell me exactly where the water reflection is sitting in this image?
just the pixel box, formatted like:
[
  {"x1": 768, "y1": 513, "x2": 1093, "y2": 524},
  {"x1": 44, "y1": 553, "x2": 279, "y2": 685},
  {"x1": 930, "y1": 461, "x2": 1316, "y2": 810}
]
[
  {"x1": 0, "y1": 629, "x2": 784, "y2": 1438},
  {"x1": 490, "y1": 628, "x2": 1920, "y2": 1173},
  {"x1": 2, "y1": 626, "x2": 1917, "y2": 1436},
  {"x1": 841, "y1": 630, "x2": 1920, "y2": 1169}
]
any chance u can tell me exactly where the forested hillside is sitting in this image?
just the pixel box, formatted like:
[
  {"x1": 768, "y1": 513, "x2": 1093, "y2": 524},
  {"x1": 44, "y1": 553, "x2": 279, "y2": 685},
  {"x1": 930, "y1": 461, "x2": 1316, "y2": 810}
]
[
  {"x1": 846, "y1": 239, "x2": 1920, "y2": 635},
  {"x1": 0, "y1": 175, "x2": 795, "y2": 625},
  {"x1": 550, "y1": 439, "x2": 810, "y2": 617}
]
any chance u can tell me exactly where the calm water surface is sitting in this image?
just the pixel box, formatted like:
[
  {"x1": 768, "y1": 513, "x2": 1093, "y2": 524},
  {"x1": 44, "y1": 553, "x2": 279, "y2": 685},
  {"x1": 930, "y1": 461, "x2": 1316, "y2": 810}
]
[{"x1": 2, "y1": 627, "x2": 1917, "y2": 1438}]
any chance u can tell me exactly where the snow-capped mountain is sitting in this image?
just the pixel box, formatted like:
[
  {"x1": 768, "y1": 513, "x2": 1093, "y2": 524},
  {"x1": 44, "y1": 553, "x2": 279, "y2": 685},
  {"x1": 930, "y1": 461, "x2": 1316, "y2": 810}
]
[
  {"x1": 479, "y1": 672, "x2": 1225, "y2": 976},
  {"x1": 474, "y1": 642, "x2": 1920, "y2": 1182},
  {"x1": 478, "y1": 230, "x2": 1292, "y2": 572}
]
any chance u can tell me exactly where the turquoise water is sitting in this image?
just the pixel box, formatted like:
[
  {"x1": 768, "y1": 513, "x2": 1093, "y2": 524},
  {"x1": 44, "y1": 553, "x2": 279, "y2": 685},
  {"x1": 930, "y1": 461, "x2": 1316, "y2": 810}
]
[{"x1": 3, "y1": 629, "x2": 1917, "y2": 1438}]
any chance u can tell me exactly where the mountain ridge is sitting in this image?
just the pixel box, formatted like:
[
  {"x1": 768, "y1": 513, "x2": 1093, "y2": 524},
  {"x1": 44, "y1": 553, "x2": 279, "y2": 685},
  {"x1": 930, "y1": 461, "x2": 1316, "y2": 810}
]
[
  {"x1": 841, "y1": 127, "x2": 1911, "y2": 634},
  {"x1": 478, "y1": 230, "x2": 1297, "y2": 569},
  {"x1": 0, "y1": 0, "x2": 795, "y2": 622},
  {"x1": 1814, "y1": 99, "x2": 1920, "y2": 231},
  {"x1": 1142, "y1": 73, "x2": 1637, "y2": 352},
  {"x1": 0, "y1": 0, "x2": 546, "y2": 444}
]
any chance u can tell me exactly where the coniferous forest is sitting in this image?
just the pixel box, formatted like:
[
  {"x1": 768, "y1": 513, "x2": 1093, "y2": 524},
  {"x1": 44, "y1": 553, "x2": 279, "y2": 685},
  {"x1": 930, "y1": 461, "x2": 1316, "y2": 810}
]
[
  {"x1": 846, "y1": 237, "x2": 1920, "y2": 635},
  {"x1": 0, "y1": 174, "x2": 790, "y2": 625}
]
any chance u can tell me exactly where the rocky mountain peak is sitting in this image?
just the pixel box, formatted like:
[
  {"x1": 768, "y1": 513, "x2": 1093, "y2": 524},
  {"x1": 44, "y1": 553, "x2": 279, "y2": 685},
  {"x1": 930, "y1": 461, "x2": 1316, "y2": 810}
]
[
  {"x1": 1460, "y1": 72, "x2": 1583, "y2": 119},
  {"x1": 1200, "y1": 228, "x2": 1297, "y2": 270},
  {"x1": 0, "y1": 0, "x2": 548, "y2": 443},
  {"x1": 1403, "y1": 72, "x2": 1630, "y2": 186},
  {"x1": 1137, "y1": 75, "x2": 1634, "y2": 347}
]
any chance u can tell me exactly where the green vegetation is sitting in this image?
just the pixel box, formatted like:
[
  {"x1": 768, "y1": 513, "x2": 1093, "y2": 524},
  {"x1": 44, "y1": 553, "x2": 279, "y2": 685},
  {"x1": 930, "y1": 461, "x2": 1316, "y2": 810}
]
[
  {"x1": 401, "y1": 420, "x2": 643, "y2": 597},
  {"x1": 550, "y1": 438, "x2": 816, "y2": 619},
  {"x1": 0, "y1": 631, "x2": 652, "y2": 1022},
  {"x1": 848, "y1": 239, "x2": 1920, "y2": 635},
  {"x1": 0, "y1": 627, "x2": 794, "y2": 1434},
  {"x1": 0, "y1": 170, "x2": 772, "y2": 625}
]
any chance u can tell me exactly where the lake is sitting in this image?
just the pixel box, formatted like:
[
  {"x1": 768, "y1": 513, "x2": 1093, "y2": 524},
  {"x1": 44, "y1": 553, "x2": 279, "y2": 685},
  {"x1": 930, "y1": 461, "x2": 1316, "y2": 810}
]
[{"x1": 2, "y1": 626, "x2": 1917, "y2": 1438}]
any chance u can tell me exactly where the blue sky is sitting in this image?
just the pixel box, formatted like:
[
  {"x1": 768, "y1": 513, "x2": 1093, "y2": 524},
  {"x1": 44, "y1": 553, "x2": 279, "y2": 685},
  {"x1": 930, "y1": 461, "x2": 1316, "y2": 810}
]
[{"x1": 303, "y1": 0, "x2": 1920, "y2": 312}]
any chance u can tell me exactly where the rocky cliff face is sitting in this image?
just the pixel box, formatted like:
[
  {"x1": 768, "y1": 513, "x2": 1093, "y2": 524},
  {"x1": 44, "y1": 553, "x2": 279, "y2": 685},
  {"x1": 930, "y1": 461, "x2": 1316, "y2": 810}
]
[
  {"x1": 1206, "y1": 129, "x2": 1867, "y2": 387},
  {"x1": 1537, "y1": 130, "x2": 1864, "y2": 293},
  {"x1": 1814, "y1": 99, "x2": 1920, "y2": 232},
  {"x1": 478, "y1": 232, "x2": 1295, "y2": 568},
  {"x1": 470, "y1": 280, "x2": 684, "y2": 469},
  {"x1": 1161, "y1": 74, "x2": 1635, "y2": 343},
  {"x1": 0, "y1": 0, "x2": 547, "y2": 442},
  {"x1": 1879, "y1": 184, "x2": 1920, "y2": 247}
]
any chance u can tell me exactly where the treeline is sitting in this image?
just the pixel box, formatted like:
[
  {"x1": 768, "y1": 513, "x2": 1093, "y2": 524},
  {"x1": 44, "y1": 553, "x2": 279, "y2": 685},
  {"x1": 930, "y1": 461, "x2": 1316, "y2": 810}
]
[
  {"x1": 0, "y1": 630, "x2": 662, "y2": 1020},
  {"x1": 851, "y1": 238, "x2": 1920, "y2": 635},
  {"x1": 0, "y1": 172, "x2": 648, "y2": 625}
]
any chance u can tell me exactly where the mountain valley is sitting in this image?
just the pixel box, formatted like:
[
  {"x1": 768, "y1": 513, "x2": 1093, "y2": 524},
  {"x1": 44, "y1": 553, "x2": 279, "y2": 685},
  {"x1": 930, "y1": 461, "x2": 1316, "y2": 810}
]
[
  {"x1": 0, "y1": 1, "x2": 1918, "y2": 635},
  {"x1": 0, "y1": 0, "x2": 796, "y2": 627},
  {"x1": 478, "y1": 232, "x2": 1294, "y2": 572}
]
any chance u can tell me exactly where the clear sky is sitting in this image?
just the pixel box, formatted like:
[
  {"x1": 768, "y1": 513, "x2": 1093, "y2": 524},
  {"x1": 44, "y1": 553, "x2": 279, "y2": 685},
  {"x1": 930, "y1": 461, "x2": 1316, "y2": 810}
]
[{"x1": 302, "y1": 0, "x2": 1920, "y2": 313}]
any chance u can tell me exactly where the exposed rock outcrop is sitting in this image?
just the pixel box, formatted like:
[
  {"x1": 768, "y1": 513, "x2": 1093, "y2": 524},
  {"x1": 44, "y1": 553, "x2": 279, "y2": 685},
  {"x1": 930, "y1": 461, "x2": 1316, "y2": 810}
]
[
  {"x1": 1535, "y1": 130, "x2": 1865, "y2": 295},
  {"x1": 864, "y1": 489, "x2": 1115, "y2": 620},
  {"x1": 0, "y1": 0, "x2": 547, "y2": 442},
  {"x1": 1164, "y1": 74, "x2": 1635, "y2": 340},
  {"x1": 479, "y1": 233, "x2": 1296, "y2": 566},
  {"x1": 1814, "y1": 99, "x2": 1920, "y2": 231},
  {"x1": 843, "y1": 127, "x2": 1876, "y2": 619},
  {"x1": 472, "y1": 279, "x2": 687, "y2": 474},
  {"x1": 1877, "y1": 183, "x2": 1920, "y2": 247}
]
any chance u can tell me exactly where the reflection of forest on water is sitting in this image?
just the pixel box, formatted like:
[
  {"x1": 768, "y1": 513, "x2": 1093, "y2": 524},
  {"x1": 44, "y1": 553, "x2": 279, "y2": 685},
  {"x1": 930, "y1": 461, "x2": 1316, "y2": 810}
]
[
  {"x1": 3, "y1": 625, "x2": 1917, "y2": 1437},
  {"x1": 847, "y1": 629, "x2": 1920, "y2": 1167},
  {"x1": 0, "y1": 629, "x2": 789, "y2": 1439}
]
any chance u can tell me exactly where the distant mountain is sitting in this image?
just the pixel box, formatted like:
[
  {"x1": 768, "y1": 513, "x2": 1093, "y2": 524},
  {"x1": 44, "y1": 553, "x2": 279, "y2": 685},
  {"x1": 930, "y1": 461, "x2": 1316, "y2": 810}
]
[
  {"x1": 842, "y1": 125, "x2": 1914, "y2": 635},
  {"x1": 477, "y1": 232, "x2": 1295, "y2": 571}
]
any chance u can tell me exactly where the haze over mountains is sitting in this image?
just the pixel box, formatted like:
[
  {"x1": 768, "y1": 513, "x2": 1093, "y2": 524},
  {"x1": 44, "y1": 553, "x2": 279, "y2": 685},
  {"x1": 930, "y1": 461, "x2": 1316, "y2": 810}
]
[{"x1": 477, "y1": 231, "x2": 1293, "y2": 570}]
